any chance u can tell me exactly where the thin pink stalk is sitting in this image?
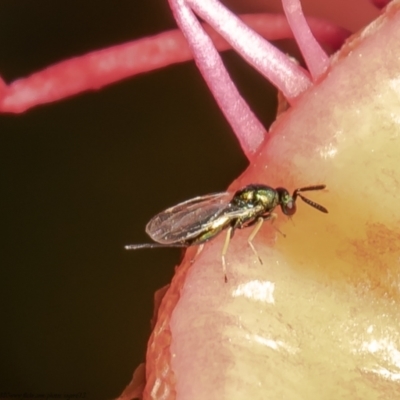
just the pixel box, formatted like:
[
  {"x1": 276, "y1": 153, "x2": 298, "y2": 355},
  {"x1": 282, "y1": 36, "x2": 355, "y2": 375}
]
[
  {"x1": 240, "y1": 14, "x2": 349, "y2": 51},
  {"x1": 168, "y1": 0, "x2": 266, "y2": 157},
  {"x1": 186, "y1": 0, "x2": 312, "y2": 100},
  {"x1": 0, "y1": 30, "x2": 201, "y2": 114},
  {"x1": 281, "y1": 0, "x2": 329, "y2": 79},
  {"x1": 0, "y1": 14, "x2": 348, "y2": 116}
]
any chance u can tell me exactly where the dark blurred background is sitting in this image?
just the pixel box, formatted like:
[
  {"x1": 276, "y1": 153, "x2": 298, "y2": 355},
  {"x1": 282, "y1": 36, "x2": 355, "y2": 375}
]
[{"x1": 0, "y1": 1, "x2": 277, "y2": 399}]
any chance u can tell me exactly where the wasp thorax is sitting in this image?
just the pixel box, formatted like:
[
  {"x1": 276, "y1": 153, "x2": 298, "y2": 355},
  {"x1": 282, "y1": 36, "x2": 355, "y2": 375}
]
[
  {"x1": 232, "y1": 185, "x2": 279, "y2": 211},
  {"x1": 232, "y1": 186, "x2": 256, "y2": 207}
]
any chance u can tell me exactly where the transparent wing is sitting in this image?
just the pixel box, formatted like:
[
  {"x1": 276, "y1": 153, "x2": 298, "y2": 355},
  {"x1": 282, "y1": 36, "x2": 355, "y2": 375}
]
[{"x1": 145, "y1": 192, "x2": 236, "y2": 244}]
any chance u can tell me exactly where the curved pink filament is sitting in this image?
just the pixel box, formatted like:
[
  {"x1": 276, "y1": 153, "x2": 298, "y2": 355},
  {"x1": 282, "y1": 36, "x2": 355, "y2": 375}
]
[
  {"x1": 281, "y1": 0, "x2": 330, "y2": 79},
  {"x1": 186, "y1": 0, "x2": 312, "y2": 100},
  {"x1": 168, "y1": 0, "x2": 266, "y2": 157},
  {"x1": 0, "y1": 14, "x2": 348, "y2": 116}
]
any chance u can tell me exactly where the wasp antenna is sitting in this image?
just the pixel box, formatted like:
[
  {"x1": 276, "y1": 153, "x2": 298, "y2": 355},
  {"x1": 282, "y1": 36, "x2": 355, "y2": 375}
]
[
  {"x1": 125, "y1": 243, "x2": 188, "y2": 250},
  {"x1": 297, "y1": 194, "x2": 328, "y2": 213},
  {"x1": 294, "y1": 184, "x2": 326, "y2": 195},
  {"x1": 292, "y1": 185, "x2": 326, "y2": 203}
]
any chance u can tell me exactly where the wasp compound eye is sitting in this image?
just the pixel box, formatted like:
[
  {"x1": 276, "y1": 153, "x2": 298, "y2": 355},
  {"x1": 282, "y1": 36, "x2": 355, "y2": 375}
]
[{"x1": 282, "y1": 200, "x2": 296, "y2": 216}]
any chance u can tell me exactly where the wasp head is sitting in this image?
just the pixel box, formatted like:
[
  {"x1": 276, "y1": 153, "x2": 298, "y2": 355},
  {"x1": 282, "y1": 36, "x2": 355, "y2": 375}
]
[
  {"x1": 276, "y1": 188, "x2": 297, "y2": 216},
  {"x1": 280, "y1": 185, "x2": 328, "y2": 216}
]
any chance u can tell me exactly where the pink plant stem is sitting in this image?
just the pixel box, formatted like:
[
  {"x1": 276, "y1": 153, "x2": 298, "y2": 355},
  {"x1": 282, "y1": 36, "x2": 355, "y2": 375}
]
[
  {"x1": 240, "y1": 14, "x2": 349, "y2": 51},
  {"x1": 168, "y1": 0, "x2": 266, "y2": 157},
  {"x1": 281, "y1": 0, "x2": 330, "y2": 79},
  {"x1": 186, "y1": 0, "x2": 312, "y2": 100},
  {"x1": 0, "y1": 30, "x2": 202, "y2": 114},
  {"x1": 0, "y1": 14, "x2": 348, "y2": 118}
]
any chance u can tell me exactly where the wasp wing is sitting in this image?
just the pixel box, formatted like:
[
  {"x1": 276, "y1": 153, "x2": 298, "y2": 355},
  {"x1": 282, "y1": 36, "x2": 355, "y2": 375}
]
[{"x1": 146, "y1": 192, "x2": 237, "y2": 244}]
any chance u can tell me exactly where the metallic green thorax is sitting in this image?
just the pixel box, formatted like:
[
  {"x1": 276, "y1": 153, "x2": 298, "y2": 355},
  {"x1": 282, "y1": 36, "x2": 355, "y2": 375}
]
[
  {"x1": 188, "y1": 184, "x2": 284, "y2": 246},
  {"x1": 231, "y1": 185, "x2": 280, "y2": 213}
]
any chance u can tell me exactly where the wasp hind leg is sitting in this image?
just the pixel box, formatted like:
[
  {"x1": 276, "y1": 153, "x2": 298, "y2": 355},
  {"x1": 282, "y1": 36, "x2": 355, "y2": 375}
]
[
  {"x1": 221, "y1": 226, "x2": 234, "y2": 283},
  {"x1": 190, "y1": 243, "x2": 204, "y2": 264}
]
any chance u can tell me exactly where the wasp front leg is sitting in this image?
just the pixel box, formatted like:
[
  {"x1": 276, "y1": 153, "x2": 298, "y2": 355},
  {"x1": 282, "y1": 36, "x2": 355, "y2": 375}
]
[
  {"x1": 246, "y1": 212, "x2": 283, "y2": 266},
  {"x1": 247, "y1": 217, "x2": 265, "y2": 265},
  {"x1": 266, "y1": 212, "x2": 286, "y2": 238}
]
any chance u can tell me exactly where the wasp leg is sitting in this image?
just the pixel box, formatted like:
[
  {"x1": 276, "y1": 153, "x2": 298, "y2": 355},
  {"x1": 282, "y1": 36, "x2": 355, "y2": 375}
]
[
  {"x1": 247, "y1": 217, "x2": 264, "y2": 265},
  {"x1": 221, "y1": 226, "x2": 233, "y2": 283},
  {"x1": 247, "y1": 213, "x2": 285, "y2": 265},
  {"x1": 190, "y1": 244, "x2": 204, "y2": 264},
  {"x1": 265, "y1": 212, "x2": 286, "y2": 238}
]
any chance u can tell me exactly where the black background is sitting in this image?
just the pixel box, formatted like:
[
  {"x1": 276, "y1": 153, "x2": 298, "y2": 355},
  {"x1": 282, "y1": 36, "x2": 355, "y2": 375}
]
[{"x1": 0, "y1": 1, "x2": 278, "y2": 399}]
